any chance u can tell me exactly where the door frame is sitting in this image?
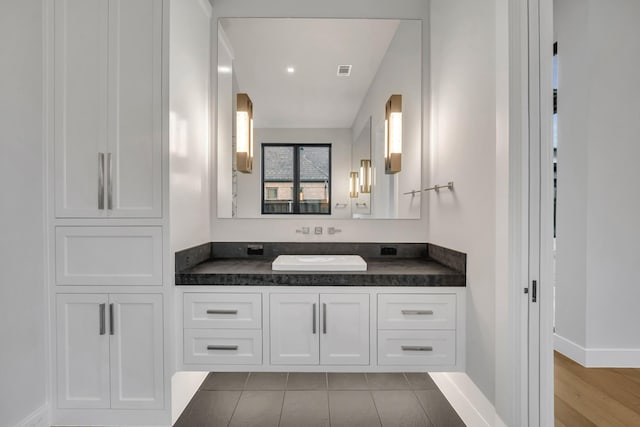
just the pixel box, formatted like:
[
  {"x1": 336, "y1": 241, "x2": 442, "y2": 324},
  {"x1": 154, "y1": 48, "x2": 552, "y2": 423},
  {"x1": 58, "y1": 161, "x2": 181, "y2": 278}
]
[{"x1": 521, "y1": 0, "x2": 555, "y2": 425}]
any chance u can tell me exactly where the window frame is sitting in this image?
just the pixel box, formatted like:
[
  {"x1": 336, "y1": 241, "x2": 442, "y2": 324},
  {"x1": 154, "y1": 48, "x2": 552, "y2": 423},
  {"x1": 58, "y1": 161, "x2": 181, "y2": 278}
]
[{"x1": 261, "y1": 143, "x2": 332, "y2": 215}]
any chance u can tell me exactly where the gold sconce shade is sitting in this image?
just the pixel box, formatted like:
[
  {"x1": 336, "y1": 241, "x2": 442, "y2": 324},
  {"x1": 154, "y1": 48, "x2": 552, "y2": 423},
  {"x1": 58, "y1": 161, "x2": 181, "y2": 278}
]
[
  {"x1": 349, "y1": 171, "x2": 359, "y2": 198},
  {"x1": 384, "y1": 94, "x2": 402, "y2": 174},
  {"x1": 360, "y1": 159, "x2": 371, "y2": 193},
  {"x1": 236, "y1": 93, "x2": 253, "y2": 173}
]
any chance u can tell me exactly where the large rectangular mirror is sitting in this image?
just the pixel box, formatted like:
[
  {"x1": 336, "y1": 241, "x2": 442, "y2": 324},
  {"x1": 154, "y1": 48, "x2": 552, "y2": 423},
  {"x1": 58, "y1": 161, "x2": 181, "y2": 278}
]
[{"x1": 216, "y1": 18, "x2": 422, "y2": 219}]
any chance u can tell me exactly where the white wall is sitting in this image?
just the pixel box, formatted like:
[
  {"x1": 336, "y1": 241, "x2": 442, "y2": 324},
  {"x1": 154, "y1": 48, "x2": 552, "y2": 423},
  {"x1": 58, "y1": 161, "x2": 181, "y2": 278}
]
[
  {"x1": 170, "y1": 0, "x2": 212, "y2": 252},
  {"x1": 429, "y1": 0, "x2": 497, "y2": 405},
  {"x1": 351, "y1": 20, "x2": 422, "y2": 219},
  {"x1": 0, "y1": 1, "x2": 48, "y2": 426},
  {"x1": 236, "y1": 128, "x2": 352, "y2": 219},
  {"x1": 555, "y1": 0, "x2": 640, "y2": 365},
  {"x1": 209, "y1": 0, "x2": 430, "y2": 243}
]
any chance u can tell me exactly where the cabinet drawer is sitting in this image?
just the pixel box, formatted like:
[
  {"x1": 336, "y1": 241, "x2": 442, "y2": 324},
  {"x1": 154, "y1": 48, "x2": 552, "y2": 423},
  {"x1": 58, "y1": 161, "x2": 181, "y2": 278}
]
[
  {"x1": 378, "y1": 294, "x2": 455, "y2": 330},
  {"x1": 378, "y1": 330, "x2": 455, "y2": 366},
  {"x1": 55, "y1": 226, "x2": 163, "y2": 286},
  {"x1": 184, "y1": 293, "x2": 262, "y2": 329},
  {"x1": 184, "y1": 329, "x2": 262, "y2": 365}
]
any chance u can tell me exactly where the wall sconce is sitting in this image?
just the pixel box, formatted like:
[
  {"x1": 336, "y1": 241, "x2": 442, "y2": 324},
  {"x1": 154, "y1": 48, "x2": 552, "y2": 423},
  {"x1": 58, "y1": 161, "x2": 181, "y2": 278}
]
[
  {"x1": 236, "y1": 93, "x2": 253, "y2": 173},
  {"x1": 359, "y1": 159, "x2": 371, "y2": 193},
  {"x1": 349, "y1": 171, "x2": 359, "y2": 198},
  {"x1": 384, "y1": 94, "x2": 402, "y2": 174}
]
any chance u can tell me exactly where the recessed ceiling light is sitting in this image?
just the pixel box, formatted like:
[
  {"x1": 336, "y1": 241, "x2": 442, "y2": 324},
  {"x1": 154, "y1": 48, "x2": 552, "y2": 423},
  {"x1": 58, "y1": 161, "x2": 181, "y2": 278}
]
[{"x1": 287, "y1": 67, "x2": 295, "y2": 73}]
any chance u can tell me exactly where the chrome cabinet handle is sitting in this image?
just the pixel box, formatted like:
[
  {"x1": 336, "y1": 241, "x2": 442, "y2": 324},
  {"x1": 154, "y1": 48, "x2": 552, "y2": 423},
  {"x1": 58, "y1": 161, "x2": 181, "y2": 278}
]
[
  {"x1": 322, "y1": 303, "x2": 327, "y2": 334},
  {"x1": 401, "y1": 345, "x2": 433, "y2": 352},
  {"x1": 109, "y1": 303, "x2": 114, "y2": 335},
  {"x1": 207, "y1": 345, "x2": 238, "y2": 351},
  {"x1": 206, "y1": 309, "x2": 238, "y2": 315},
  {"x1": 99, "y1": 303, "x2": 106, "y2": 335},
  {"x1": 106, "y1": 153, "x2": 113, "y2": 210},
  {"x1": 401, "y1": 309, "x2": 434, "y2": 315},
  {"x1": 98, "y1": 153, "x2": 105, "y2": 210},
  {"x1": 312, "y1": 303, "x2": 316, "y2": 334}
]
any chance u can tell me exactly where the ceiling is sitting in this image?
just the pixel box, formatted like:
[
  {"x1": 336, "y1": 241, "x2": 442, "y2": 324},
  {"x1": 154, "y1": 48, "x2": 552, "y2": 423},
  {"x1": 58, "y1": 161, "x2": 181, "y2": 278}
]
[{"x1": 220, "y1": 18, "x2": 400, "y2": 129}]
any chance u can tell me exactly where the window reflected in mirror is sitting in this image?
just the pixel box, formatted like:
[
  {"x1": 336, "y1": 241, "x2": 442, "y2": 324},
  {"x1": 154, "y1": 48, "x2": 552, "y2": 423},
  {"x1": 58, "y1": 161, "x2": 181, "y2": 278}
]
[{"x1": 262, "y1": 144, "x2": 331, "y2": 215}]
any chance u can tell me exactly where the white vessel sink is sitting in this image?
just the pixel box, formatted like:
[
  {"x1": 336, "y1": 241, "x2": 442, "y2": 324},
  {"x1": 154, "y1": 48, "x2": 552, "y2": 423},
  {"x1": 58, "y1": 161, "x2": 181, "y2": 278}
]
[{"x1": 272, "y1": 255, "x2": 367, "y2": 271}]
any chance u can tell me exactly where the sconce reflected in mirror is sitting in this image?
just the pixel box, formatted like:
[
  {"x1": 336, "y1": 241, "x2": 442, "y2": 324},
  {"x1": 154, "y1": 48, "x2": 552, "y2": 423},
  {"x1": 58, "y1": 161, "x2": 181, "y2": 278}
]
[
  {"x1": 384, "y1": 94, "x2": 402, "y2": 174},
  {"x1": 359, "y1": 159, "x2": 371, "y2": 193},
  {"x1": 236, "y1": 93, "x2": 253, "y2": 173},
  {"x1": 349, "y1": 171, "x2": 359, "y2": 198}
]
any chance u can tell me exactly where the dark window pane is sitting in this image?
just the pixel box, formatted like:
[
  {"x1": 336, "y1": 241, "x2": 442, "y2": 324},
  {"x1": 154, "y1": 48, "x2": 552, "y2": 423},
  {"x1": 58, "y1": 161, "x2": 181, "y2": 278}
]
[{"x1": 262, "y1": 144, "x2": 331, "y2": 215}]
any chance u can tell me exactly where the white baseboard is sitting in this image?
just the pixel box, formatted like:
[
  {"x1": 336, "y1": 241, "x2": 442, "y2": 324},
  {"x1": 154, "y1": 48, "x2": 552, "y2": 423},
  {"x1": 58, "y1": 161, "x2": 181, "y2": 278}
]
[
  {"x1": 554, "y1": 334, "x2": 586, "y2": 365},
  {"x1": 554, "y1": 333, "x2": 640, "y2": 367},
  {"x1": 171, "y1": 371, "x2": 208, "y2": 425},
  {"x1": 13, "y1": 404, "x2": 49, "y2": 427},
  {"x1": 430, "y1": 372, "x2": 506, "y2": 427}
]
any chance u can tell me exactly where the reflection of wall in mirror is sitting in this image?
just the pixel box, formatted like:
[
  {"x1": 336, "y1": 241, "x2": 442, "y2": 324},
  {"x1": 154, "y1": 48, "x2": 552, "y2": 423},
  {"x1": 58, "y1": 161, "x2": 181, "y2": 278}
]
[{"x1": 350, "y1": 20, "x2": 422, "y2": 219}]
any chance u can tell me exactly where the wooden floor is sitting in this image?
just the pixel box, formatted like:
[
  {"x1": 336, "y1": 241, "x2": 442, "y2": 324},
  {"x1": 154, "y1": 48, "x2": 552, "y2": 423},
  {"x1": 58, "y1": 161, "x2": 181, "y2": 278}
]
[{"x1": 554, "y1": 351, "x2": 640, "y2": 426}]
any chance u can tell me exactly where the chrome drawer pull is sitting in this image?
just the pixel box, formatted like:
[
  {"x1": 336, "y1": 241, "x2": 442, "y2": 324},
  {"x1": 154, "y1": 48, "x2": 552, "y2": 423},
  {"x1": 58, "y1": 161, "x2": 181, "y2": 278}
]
[
  {"x1": 207, "y1": 345, "x2": 239, "y2": 351},
  {"x1": 206, "y1": 309, "x2": 238, "y2": 315},
  {"x1": 401, "y1": 345, "x2": 433, "y2": 352},
  {"x1": 401, "y1": 309, "x2": 434, "y2": 315}
]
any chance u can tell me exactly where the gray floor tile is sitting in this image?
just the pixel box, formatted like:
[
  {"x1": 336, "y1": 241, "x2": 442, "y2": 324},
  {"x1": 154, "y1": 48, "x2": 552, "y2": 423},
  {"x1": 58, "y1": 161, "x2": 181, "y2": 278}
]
[
  {"x1": 279, "y1": 390, "x2": 330, "y2": 427},
  {"x1": 328, "y1": 372, "x2": 369, "y2": 390},
  {"x1": 244, "y1": 372, "x2": 288, "y2": 390},
  {"x1": 366, "y1": 373, "x2": 410, "y2": 390},
  {"x1": 404, "y1": 373, "x2": 438, "y2": 390},
  {"x1": 174, "y1": 390, "x2": 241, "y2": 427},
  {"x1": 329, "y1": 390, "x2": 382, "y2": 427},
  {"x1": 228, "y1": 390, "x2": 284, "y2": 427},
  {"x1": 415, "y1": 389, "x2": 466, "y2": 427},
  {"x1": 372, "y1": 390, "x2": 434, "y2": 427},
  {"x1": 286, "y1": 372, "x2": 327, "y2": 390},
  {"x1": 200, "y1": 372, "x2": 249, "y2": 390}
]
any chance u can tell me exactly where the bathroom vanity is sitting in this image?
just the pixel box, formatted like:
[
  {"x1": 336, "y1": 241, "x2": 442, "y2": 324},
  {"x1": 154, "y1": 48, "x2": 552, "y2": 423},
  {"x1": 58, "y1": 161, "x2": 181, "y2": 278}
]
[{"x1": 175, "y1": 243, "x2": 466, "y2": 373}]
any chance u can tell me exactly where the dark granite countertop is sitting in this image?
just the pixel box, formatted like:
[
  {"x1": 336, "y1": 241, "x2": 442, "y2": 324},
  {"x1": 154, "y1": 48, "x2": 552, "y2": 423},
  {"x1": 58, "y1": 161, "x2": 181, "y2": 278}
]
[{"x1": 175, "y1": 256, "x2": 466, "y2": 287}]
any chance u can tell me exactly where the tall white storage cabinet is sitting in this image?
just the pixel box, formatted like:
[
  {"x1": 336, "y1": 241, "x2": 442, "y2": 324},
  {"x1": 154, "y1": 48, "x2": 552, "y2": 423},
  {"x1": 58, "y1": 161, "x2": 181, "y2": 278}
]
[
  {"x1": 49, "y1": 0, "x2": 168, "y2": 424},
  {"x1": 54, "y1": 0, "x2": 162, "y2": 218}
]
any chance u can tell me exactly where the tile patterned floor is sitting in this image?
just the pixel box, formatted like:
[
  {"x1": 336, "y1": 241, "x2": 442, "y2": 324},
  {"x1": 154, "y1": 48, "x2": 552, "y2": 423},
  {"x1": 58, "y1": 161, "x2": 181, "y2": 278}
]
[{"x1": 175, "y1": 372, "x2": 466, "y2": 427}]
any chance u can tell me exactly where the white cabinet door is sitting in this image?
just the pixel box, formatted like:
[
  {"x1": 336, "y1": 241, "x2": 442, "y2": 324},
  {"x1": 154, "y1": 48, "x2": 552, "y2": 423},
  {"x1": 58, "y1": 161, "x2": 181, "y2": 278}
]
[
  {"x1": 56, "y1": 294, "x2": 110, "y2": 409},
  {"x1": 54, "y1": 0, "x2": 162, "y2": 218},
  {"x1": 109, "y1": 294, "x2": 164, "y2": 409},
  {"x1": 107, "y1": 0, "x2": 162, "y2": 217},
  {"x1": 270, "y1": 294, "x2": 319, "y2": 365},
  {"x1": 320, "y1": 294, "x2": 370, "y2": 365},
  {"x1": 54, "y1": 0, "x2": 109, "y2": 218}
]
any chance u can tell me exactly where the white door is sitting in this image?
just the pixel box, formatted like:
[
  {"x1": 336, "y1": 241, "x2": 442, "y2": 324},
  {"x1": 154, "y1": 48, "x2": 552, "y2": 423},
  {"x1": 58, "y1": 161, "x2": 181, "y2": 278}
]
[
  {"x1": 320, "y1": 294, "x2": 369, "y2": 365},
  {"x1": 107, "y1": 0, "x2": 162, "y2": 217},
  {"x1": 109, "y1": 294, "x2": 164, "y2": 409},
  {"x1": 270, "y1": 293, "x2": 319, "y2": 365},
  {"x1": 54, "y1": 0, "x2": 109, "y2": 218},
  {"x1": 56, "y1": 294, "x2": 110, "y2": 408}
]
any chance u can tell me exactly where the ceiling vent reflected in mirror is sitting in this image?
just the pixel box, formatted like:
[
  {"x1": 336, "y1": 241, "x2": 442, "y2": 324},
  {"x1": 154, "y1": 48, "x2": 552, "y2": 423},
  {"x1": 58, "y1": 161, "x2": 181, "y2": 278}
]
[{"x1": 337, "y1": 64, "x2": 352, "y2": 77}]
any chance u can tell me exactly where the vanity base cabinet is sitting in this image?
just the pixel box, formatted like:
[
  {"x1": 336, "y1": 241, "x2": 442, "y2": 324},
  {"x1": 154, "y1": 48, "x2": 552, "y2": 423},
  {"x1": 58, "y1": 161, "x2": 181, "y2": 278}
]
[
  {"x1": 56, "y1": 294, "x2": 164, "y2": 410},
  {"x1": 179, "y1": 287, "x2": 464, "y2": 372}
]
